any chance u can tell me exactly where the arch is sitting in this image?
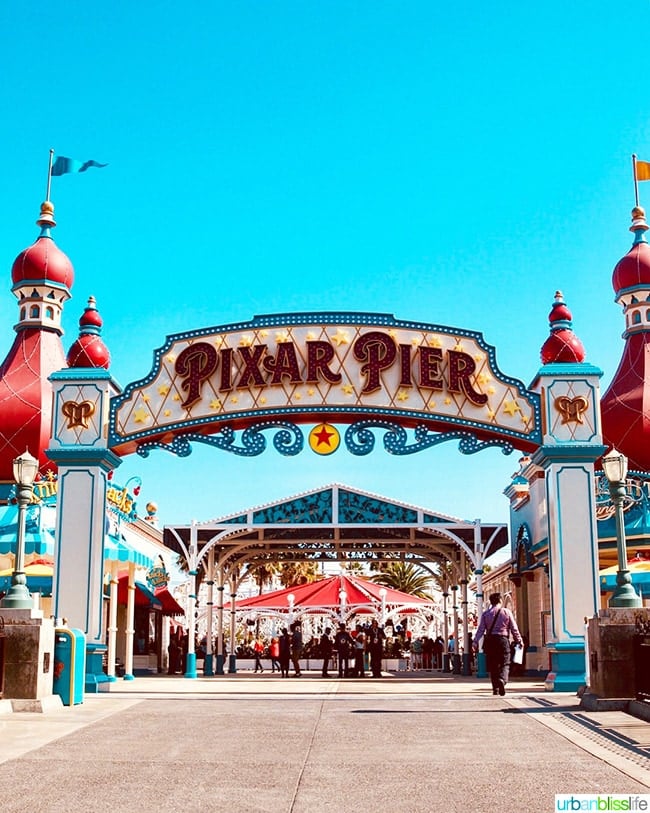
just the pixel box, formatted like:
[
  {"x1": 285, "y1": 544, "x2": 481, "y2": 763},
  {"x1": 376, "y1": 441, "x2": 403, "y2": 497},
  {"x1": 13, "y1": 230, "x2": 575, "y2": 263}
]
[{"x1": 109, "y1": 311, "x2": 542, "y2": 461}]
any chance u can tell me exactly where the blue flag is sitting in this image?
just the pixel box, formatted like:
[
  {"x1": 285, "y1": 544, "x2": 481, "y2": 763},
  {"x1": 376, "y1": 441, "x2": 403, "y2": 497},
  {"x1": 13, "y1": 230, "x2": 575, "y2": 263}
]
[{"x1": 51, "y1": 157, "x2": 108, "y2": 176}]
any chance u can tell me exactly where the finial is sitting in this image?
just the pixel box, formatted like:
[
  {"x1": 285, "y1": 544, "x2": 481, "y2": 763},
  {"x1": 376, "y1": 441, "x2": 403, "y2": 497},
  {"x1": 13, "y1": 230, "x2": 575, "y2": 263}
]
[
  {"x1": 630, "y1": 205, "x2": 649, "y2": 243},
  {"x1": 36, "y1": 200, "x2": 56, "y2": 228}
]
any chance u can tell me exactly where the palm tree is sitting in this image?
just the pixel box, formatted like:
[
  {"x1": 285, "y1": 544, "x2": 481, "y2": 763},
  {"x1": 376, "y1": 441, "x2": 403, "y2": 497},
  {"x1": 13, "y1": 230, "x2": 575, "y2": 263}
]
[
  {"x1": 370, "y1": 561, "x2": 434, "y2": 599},
  {"x1": 279, "y1": 561, "x2": 320, "y2": 587}
]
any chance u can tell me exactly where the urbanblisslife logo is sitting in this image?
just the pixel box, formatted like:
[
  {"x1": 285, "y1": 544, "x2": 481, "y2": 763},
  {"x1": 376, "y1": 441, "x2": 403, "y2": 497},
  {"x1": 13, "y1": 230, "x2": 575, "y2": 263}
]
[{"x1": 555, "y1": 796, "x2": 649, "y2": 811}]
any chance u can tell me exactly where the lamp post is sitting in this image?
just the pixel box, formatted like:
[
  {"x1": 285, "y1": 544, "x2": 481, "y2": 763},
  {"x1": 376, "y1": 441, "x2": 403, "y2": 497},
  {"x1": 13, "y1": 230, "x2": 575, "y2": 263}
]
[
  {"x1": 339, "y1": 589, "x2": 347, "y2": 624},
  {"x1": 379, "y1": 587, "x2": 387, "y2": 626},
  {"x1": 287, "y1": 593, "x2": 295, "y2": 626},
  {"x1": 602, "y1": 448, "x2": 642, "y2": 608},
  {"x1": 1, "y1": 450, "x2": 39, "y2": 609}
]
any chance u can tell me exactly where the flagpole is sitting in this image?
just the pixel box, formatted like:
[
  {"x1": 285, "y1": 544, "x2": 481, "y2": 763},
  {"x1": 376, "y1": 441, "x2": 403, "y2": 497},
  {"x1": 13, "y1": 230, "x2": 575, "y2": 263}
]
[
  {"x1": 45, "y1": 148, "x2": 54, "y2": 202},
  {"x1": 633, "y1": 153, "x2": 640, "y2": 208}
]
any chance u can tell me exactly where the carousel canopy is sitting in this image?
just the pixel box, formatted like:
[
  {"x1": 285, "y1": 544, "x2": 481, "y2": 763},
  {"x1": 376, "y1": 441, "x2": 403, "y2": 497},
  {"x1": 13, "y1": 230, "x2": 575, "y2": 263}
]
[{"x1": 236, "y1": 573, "x2": 435, "y2": 615}]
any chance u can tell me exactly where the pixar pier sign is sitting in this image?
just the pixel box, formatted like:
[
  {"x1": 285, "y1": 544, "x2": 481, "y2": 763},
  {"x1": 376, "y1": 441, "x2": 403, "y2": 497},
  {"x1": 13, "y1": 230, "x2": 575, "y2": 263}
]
[{"x1": 109, "y1": 313, "x2": 541, "y2": 458}]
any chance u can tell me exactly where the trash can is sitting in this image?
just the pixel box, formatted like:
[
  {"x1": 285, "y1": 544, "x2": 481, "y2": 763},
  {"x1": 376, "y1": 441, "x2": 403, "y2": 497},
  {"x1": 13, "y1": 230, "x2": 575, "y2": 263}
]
[{"x1": 53, "y1": 627, "x2": 85, "y2": 705}]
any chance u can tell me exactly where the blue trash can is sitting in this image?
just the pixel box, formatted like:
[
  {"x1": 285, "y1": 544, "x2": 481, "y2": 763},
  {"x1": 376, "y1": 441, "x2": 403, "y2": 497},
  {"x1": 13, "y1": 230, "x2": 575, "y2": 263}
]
[{"x1": 53, "y1": 627, "x2": 85, "y2": 705}]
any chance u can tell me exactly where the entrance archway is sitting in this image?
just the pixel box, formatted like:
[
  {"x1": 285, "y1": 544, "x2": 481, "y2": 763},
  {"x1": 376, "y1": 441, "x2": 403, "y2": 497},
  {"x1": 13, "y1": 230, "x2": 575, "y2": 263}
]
[{"x1": 47, "y1": 309, "x2": 605, "y2": 691}]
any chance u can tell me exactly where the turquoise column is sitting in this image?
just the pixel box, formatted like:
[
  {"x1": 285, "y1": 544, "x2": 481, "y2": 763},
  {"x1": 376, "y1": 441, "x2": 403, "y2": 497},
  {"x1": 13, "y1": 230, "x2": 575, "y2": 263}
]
[
  {"x1": 531, "y1": 361, "x2": 605, "y2": 692},
  {"x1": 47, "y1": 368, "x2": 121, "y2": 693}
]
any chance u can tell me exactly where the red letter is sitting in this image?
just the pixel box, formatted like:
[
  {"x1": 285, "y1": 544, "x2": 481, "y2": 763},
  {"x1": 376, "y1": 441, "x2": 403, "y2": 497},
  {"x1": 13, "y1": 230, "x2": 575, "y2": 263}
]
[
  {"x1": 419, "y1": 347, "x2": 443, "y2": 390},
  {"x1": 264, "y1": 342, "x2": 303, "y2": 385},
  {"x1": 306, "y1": 341, "x2": 342, "y2": 384},
  {"x1": 353, "y1": 331, "x2": 397, "y2": 394},
  {"x1": 175, "y1": 342, "x2": 218, "y2": 408},
  {"x1": 447, "y1": 350, "x2": 487, "y2": 405},
  {"x1": 237, "y1": 345, "x2": 267, "y2": 388}
]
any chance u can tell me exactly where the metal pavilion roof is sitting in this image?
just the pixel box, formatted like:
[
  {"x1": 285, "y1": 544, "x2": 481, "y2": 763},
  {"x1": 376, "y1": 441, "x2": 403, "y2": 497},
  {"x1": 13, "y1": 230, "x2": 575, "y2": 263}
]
[{"x1": 163, "y1": 483, "x2": 508, "y2": 572}]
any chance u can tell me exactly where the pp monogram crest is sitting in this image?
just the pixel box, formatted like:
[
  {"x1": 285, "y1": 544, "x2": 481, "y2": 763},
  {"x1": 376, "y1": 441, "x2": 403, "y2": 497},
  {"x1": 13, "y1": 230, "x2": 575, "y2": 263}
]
[
  {"x1": 62, "y1": 399, "x2": 96, "y2": 429},
  {"x1": 554, "y1": 395, "x2": 589, "y2": 425}
]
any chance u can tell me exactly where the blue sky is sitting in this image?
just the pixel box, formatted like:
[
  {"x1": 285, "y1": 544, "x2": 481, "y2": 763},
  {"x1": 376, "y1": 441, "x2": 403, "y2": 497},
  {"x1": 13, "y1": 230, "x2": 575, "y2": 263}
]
[{"x1": 0, "y1": 3, "x2": 646, "y2": 551}]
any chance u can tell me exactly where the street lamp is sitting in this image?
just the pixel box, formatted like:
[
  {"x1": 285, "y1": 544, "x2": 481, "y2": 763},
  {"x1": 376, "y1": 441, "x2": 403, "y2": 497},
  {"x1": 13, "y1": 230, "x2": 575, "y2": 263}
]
[
  {"x1": 1, "y1": 450, "x2": 39, "y2": 609},
  {"x1": 379, "y1": 587, "x2": 387, "y2": 626},
  {"x1": 602, "y1": 448, "x2": 642, "y2": 608}
]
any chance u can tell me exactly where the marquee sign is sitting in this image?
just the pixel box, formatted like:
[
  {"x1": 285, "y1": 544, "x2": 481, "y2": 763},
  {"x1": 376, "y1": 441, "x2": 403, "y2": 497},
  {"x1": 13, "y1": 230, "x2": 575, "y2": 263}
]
[{"x1": 109, "y1": 313, "x2": 541, "y2": 458}]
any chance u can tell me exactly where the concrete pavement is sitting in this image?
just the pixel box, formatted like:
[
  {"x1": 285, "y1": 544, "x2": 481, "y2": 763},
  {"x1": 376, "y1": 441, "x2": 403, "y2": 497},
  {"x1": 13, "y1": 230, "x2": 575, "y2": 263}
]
[{"x1": 0, "y1": 669, "x2": 648, "y2": 813}]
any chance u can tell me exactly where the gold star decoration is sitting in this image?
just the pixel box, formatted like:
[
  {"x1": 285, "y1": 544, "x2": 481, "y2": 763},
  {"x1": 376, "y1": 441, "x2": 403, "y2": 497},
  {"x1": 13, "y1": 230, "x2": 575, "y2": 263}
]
[
  {"x1": 427, "y1": 335, "x2": 442, "y2": 348},
  {"x1": 133, "y1": 408, "x2": 149, "y2": 424},
  {"x1": 487, "y1": 386, "x2": 496, "y2": 395},
  {"x1": 411, "y1": 337, "x2": 420, "y2": 346},
  {"x1": 158, "y1": 384, "x2": 170, "y2": 396},
  {"x1": 342, "y1": 384, "x2": 355, "y2": 395},
  {"x1": 275, "y1": 331, "x2": 290, "y2": 343},
  {"x1": 331, "y1": 329, "x2": 349, "y2": 347},
  {"x1": 231, "y1": 396, "x2": 239, "y2": 404},
  {"x1": 307, "y1": 388, "x2": 315, "y2": 396},
  {"x1": 163, "y1": 409, "x2": 171, "y2": 417},
  {"x1": 453, "y1": 340, "x2": 464, "y2": 352},
  {"x1": 260, "y1": 396, "x2": 267, "y2": 405},
  {"x1": 173, "y1": 394, "x2": 181, "y2": 402},
  {"x1": 259, "y1": 330, "x2": 269, "y2": 339},
  {"x1": 209, "y1": 399, "x2": 222, "y2": 410},
  {"x1": 294, "y1": 392, "x2": 302, "y2": 400},
  {"x1": 503, "y1": 400, "x2": 522, "y2": 416},
  {"x1": 397, "y1": 389, "x2": 409, "y2": 402},
  {"x1": 444, "y1": 397, "x2": 452, "y2": 405},
  {"x1": 477, "y1": 373, "x2": 491, "y2": 386},
  {"x1": 166, "y1": 354, "x2": 175, "y2": 363},
  {"x1": 142, "y1": 393, "x2": 151, "y2": 403},
  {"x1": 306, "y1": 332, "x2": 317, "y2": 341},
  {"x1": 238, "y1": 335, "x2": 253, "y2": 347}
]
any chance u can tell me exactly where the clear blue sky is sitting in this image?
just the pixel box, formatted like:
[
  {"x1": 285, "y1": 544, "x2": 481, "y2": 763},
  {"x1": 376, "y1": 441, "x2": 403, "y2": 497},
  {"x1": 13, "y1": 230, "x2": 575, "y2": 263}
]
[{"x1": 0, "y1": 3, "x2": 645, "y2": 547}]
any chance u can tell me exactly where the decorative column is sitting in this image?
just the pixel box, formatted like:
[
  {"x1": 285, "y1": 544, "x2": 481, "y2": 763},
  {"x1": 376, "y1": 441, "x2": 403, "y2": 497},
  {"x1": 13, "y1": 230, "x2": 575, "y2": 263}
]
[
  {"x1": 184, "y1": 521, "x2": 198, "y2": 679},
  {"x1": 460, "y1": 565, "x2": 471, "y2": 676},
  {"x1": 123, "y1": 562, "x2": 135, "y2": 680},
  {"x1": 531, "y1": 360, "x2": 605, "y2": 691},
  {"x1": 451, "y1": 584, "x2": 460, "y2": 674},
  {"x1": 442, "y1": 588, "x2": 450, "y2": 672},
  {"x1": 215, "y1": 570, "x2": 225, "y2": 675},
  {"x1": 228, "y1": 579, "x2": 238, "y2": 673},
  {"x1": 204, "y1": 548, "x2": 215, "y2": 676},
  {"x1": 473, "y1": 526, "x2": 487, "y2": 678},
  {"x1": 105, "y1": 563, "x2": 119, "y2": 681},
  {"x1": 47, "y1": 367, "x2": 121, "y2": 692}
]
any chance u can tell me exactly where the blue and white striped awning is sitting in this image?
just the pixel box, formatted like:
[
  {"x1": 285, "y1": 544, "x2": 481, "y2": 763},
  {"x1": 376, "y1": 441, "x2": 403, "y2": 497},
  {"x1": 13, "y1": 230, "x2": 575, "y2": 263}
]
[
  {"x1": 0, "y1": 503, "x2": 56, "y2": 558},
  {"x1": 104, "y1": 533, "x2": 154, "y2": 569}
]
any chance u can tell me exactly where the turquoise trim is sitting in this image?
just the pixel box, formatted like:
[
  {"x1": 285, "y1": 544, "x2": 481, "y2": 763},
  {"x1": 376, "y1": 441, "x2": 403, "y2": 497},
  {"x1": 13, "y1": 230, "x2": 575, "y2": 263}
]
[
  {"x1": 544, "y1": 643, "x2": 586, "y2": 692},
  {"x1": 533, "y1": 362, "x2": 603, "y2": 379},
  {"x1": 533, "y1": 445, "x2": 606, "y2": 464},
  {"x1": 46, "y1": 448, "x2": 122, "y2": 470},
  {"x1": 123, "y1": 673, "x2": 135, "y2": 681},
  {"x1": 50, "y1": 367, "x2": 121, "y2": 389}
]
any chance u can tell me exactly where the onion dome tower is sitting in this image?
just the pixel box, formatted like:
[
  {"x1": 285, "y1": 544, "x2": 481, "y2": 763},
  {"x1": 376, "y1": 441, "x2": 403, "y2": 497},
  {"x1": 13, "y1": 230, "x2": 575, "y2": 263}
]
[
  {"x1": 600, "y1": 206, "x2": 650, "y2": 471},
  {"x1": 540, "y1": 290, "x2": 586, "y2": 364},
  {"x1": 67, "y1": 296, "x2": 111, "y2": 369},
  {"x1": 0, "y1": 201, "x2": 73, "y2": 492}
]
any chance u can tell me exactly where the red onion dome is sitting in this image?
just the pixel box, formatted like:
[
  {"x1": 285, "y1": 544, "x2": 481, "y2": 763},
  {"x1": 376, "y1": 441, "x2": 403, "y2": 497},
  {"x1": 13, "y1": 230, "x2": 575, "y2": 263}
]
[
  {"x1": 11, "y1": 202, "x2": 74, "y2": 290},
  {"x1": 66, "y1": 297, "x2": 110, "y2": 369},
  {"x1": 612, "y1": 207, "x2": 650, "y2": 293},
  {"x1": 540, "y1": 290, "x2": 586, "y2": 364}
]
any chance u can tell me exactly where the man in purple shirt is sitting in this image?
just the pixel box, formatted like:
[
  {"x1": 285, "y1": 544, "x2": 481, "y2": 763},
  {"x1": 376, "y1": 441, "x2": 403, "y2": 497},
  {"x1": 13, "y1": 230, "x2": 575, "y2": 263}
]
[{"x1": 473, "y1": 592, "x2": 524, "y2": 695}]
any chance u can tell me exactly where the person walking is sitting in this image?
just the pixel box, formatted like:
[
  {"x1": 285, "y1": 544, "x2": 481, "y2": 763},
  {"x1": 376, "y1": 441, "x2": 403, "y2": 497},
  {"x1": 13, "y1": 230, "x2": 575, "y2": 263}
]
[
  {"x1": 269, "y1": 636, "x2": 281, "y2": 673},
  {"x1": 353, "y1": 632, "x2": 366, "y2": 677},
  {"x1": 253, "y1": 636, "x2": 265, "y2": 673},
  {"x1": 279, "y1": 627, "x2": 291, "y2": 678},
  {"x1": 320, "y1": 627, "x2": 333, "y2": 677},
  {"x1": 366, "y1": 619, "x2": 386, "y2": 678},
  {"x1": 472, "y1": 591, "x2": 523, "y2": 696},
  {"x1": 290, "y1": 622, "x2": 303, "y2": 677},
  {"x1": 334, "y1": 623, "x2": 353, "y2": 678}
]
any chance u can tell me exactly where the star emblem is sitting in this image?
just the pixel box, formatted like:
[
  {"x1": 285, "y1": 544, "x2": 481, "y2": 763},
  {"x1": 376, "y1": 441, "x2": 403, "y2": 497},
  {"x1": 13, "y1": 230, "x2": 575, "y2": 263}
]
[
  {"x1": 158, "y1": 384, "x2": 170, "y2": 396},
  {"x1": 331, "y1": 329, "x2": 349, "y2": 347},
  {"x1": 503, "y1": 400, "x2": 522, "y2": 416},
  {"x1": 309, "y1": 424, "x2": 340, "y2": 455},
  {"x1": 133, "y1": 408, "x2": 149, "y2": 424}
]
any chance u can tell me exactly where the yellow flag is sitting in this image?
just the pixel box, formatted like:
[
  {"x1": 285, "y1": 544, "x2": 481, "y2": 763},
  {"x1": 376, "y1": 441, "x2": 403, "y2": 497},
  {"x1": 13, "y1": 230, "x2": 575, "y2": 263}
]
[{"x1": 635, "y1": 159, "x2": 650, "y2": 181}]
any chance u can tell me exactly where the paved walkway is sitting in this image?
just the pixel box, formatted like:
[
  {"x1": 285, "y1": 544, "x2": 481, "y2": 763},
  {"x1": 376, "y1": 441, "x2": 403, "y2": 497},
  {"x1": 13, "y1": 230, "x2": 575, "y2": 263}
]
[{"x1": 0, "y1": 670, "x2": 649, "y2": 813}]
